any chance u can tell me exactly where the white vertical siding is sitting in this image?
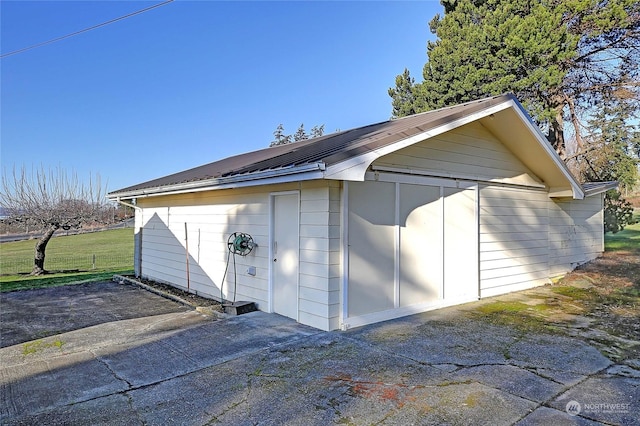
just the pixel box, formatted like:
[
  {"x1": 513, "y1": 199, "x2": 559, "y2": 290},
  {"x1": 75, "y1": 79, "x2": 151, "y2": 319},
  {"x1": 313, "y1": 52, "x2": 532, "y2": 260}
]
[
  {"x1": 479, "y1": 185, "x2": 550, "y2": 297},
  {"x1": 548, "y1": 194, "x2": 604, "y2": 277}
]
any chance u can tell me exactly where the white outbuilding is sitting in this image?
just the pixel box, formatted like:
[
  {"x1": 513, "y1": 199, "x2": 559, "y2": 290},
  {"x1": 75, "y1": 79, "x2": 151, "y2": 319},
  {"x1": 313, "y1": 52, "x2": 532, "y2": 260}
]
[{"x1": 108, "y1": 94, "x2": 616, "y2": 331}]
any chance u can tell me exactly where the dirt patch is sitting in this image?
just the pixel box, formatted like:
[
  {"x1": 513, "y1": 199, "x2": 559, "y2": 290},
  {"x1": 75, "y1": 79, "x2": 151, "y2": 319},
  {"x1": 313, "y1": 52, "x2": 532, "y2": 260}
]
[
  {"x1": 570, "y1": 250, "x2": 640, "y2": 288},
  {"x1": 560, "y1": 252, "x2": 640, "y2": 342},
  {"x1": 626, "y1": 195, "x2": 640, "y2": 208},
  {"x1": 123, "y1": 275, "x2": 223, "y2": 311}
]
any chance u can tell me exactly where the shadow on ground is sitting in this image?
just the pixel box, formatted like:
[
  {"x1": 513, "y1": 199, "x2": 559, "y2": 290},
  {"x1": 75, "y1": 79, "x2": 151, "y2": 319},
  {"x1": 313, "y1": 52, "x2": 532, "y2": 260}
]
[{"x1": 0, "y1": 281, "x2": 190, "y2": 348}]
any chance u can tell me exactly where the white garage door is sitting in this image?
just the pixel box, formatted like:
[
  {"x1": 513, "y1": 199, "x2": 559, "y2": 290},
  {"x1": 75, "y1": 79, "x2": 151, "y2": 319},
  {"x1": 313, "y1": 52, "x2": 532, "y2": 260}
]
[{"x1": 346, "y1": 176, "x2": 478, "y2": 326}]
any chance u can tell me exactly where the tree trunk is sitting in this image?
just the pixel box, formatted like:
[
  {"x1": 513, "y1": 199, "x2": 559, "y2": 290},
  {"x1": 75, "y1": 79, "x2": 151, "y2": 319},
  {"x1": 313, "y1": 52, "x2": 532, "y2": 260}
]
[
  {"x1": 548, "y1": 105, "x2": 566, "y2": 159},
  {"x1": 32, "y1": 226, "x2": 58, "y2": 275},
  {"x1": 565, "y1": 95, "x2": 584, "y2": 150}
]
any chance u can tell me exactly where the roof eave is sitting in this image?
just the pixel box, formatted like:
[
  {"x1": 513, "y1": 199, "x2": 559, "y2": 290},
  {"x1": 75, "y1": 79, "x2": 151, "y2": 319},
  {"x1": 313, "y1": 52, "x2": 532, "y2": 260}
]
[
  {"x1": 107, "y1": 162, "x2": 326, "y2": 200},
  {"x1": 323, "y1": 98, "x2": 517, "y2": 182},
  {"x1": 323, "y1": 96, "x2": 585, "y2": 200},
  {"x1": 508, "y1": 99, "x2": 585, "y2": 200},
  {"x1": 583, "y1": 181, "x2": 619, "y2": 197}
]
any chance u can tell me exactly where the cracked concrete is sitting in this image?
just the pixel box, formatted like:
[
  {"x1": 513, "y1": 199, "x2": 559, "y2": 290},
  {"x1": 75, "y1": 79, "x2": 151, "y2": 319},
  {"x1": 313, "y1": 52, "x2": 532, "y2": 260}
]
[{"x1": 1, "y1": 280, "x2": 638, "y2": 425}]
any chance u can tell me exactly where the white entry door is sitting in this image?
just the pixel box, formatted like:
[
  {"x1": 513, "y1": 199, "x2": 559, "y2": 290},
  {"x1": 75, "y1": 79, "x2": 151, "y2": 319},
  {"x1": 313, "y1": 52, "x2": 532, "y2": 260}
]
[{"x1": 271, "y1": 193, "x2": 299, "y2": 320}]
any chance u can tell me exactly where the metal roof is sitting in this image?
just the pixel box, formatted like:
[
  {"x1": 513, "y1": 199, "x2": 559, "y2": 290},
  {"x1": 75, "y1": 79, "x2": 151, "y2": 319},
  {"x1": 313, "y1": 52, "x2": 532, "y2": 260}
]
[
  {"x1": 108, "y1": 94, "x2": 606, "y2": 200},
  {"x1": 109, "y1": 94, "x2": 520, "y2": 198},
  {"x1": 582, "y1": 181, "x2": 618, "y2": 196}
]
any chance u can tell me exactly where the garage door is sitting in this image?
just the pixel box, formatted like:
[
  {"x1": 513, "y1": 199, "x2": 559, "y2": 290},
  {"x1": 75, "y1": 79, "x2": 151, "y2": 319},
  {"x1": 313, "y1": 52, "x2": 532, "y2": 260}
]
[{"x1": 346, "y1": 177, "x2": 478, "y2": 326}]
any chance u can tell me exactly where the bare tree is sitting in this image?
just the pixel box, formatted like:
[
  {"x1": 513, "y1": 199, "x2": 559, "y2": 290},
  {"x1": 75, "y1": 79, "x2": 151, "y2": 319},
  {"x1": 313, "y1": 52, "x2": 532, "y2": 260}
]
[{"x1": 0, "y1": 166, "x2": 111, "y2": 275}]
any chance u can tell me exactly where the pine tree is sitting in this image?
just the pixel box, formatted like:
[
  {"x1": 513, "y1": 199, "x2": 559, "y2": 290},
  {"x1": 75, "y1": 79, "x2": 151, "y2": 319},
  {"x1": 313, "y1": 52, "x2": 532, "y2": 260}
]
[
  {"x1": 270, "y1": 124, "x2": 292, "y2": 147},
  {"x1": 293, "y1": 124, "x2": 308, "y2": 142},
  {"x1": 388, "y1": 68, "x2": 419, "y2": 118},
  {"x1": 310, "y1": 125, "x2": 325, "y2": 138},
  {"x1": 390, "y1": 0, "x2": 639, "y2": 158},
  {"x1": 571, "y1": 99, "x2": 640, "y2": 192},
  {"x1": 269, "y1": 123, "x2": 324, "y2": 146}
]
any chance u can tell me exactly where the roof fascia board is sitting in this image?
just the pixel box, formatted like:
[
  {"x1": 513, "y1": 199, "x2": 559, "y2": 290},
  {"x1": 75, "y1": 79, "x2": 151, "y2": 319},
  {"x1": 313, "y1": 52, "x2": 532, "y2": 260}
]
[
  {"x1": 107, "y1": 163, "x2": 325, "y2": 200},
  {"x1": 508, "y1": 101, "x2": 585, "y2": 199},
  {"x1": 323, "y1": 101, "x2": 515, "y2": 182}
]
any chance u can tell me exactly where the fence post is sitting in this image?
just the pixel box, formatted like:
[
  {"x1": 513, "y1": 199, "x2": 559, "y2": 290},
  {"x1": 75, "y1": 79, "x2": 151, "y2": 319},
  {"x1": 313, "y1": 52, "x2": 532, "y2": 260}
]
[{"x1": 92, "y1": 254, "x2": 96, "y2": 270}]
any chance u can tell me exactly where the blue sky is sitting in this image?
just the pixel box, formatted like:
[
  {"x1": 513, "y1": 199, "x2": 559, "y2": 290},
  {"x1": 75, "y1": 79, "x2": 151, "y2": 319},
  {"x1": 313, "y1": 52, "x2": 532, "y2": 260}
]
[{"x1": 2, "y1": 0, "x2": 441, "y2": 193}]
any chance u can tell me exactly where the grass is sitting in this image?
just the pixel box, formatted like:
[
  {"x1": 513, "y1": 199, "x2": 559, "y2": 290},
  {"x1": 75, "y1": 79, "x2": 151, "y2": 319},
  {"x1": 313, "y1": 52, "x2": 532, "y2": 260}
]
[
  {"x1": 0, "y1": 269, "x2": 134, "y2": 292},
  {"x1": 0, "y1": 228, "x2": 133, "y2": 291},
  {"x1": 604, "y1": 211, "x2": 640, "y2": 252},
  {"x1": 471, "y1": 299, "x2": 559, "y2": 334},
  {"x1": 22, "y1": 339, "x2": 65, "y2": 355}
]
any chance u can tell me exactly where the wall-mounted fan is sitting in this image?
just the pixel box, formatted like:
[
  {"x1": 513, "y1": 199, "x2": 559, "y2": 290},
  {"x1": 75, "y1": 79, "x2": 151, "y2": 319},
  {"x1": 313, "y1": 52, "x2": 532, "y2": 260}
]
[{"x1": 227, "y1": 232, "x2": 255, "y2": 256}]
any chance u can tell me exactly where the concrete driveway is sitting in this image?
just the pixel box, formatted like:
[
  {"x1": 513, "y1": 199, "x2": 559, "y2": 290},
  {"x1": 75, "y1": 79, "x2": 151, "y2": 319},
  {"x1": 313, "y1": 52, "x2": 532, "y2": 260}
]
[{"x1": 1, "y1": 281, "x2": 638, "y2": 425}]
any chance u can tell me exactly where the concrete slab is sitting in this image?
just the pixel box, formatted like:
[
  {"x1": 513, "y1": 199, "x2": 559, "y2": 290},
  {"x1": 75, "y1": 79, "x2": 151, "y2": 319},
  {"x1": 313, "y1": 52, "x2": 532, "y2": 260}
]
[
  {"x1": 126, "y1": 333, "x2": 536, "y2": 426},
  {"x1": 507, "y1": 334, "x2": 613, "y2": 375},
  {"x1": 1, "y1": 281, "x2": 638, "y2": 425},
  {"x1": 346, "y1": 313, "x2": 518, "y2": 366},
  {"x1": 94, "y1": 312, "x2": 318, "y2": 388},
  {"x1": 2, "y1": 393, "x2": 139, "y2": 426},
  {"x1": 516, "y1": 406, "x2": 604, "y2": 425},
  {"x1": 0, "y1": 281, "x2": 190, "y2": 348},
  {"x1": 449, "y1": 364, "x2": 565, "y2": 403},
  {"x1": 551, "y1": 376, "x2": 640, "y2": 425},
  {"x1": 0, "y1": 351, "x2": 128, "y2": 419}
]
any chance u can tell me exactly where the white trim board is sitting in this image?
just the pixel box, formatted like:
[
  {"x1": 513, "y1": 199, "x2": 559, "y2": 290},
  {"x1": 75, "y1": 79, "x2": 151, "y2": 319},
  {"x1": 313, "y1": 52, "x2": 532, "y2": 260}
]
[
  {"x1": 341, "y1": 295, "x2": 479, "y2": 330},
  {"x1": 324, "y1": 102, "x2": 515, "y2": 182}
]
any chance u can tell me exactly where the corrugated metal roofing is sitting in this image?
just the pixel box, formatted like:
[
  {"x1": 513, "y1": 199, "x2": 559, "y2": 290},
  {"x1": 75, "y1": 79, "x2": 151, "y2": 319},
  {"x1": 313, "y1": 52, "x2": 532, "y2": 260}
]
[
  {"x1": 109, "y1": 94, "x2": 517, "y2": 197},
  {"x1": 582, "y1": 181, "x2": 618, "y2": 196}
]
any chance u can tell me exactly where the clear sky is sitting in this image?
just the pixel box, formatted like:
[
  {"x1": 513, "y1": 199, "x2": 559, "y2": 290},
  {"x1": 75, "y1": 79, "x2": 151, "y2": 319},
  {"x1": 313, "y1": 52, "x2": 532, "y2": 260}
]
[{"x1": 1, "y1": 0, "x2": 441, "y2": 193}]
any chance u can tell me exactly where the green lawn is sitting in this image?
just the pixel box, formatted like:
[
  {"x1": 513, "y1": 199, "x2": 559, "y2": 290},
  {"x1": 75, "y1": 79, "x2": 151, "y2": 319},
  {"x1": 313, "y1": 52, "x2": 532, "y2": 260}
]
[
  {"x1": 1, "y1": 228, "x2": 134, "y2": 291},
  {"x1": 604, "y1": 212, "x2": 640, "y2": 252}
]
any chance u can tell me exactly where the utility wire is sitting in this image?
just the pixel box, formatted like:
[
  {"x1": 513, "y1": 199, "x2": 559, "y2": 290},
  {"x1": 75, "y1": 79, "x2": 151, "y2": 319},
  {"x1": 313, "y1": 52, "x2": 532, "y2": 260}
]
[{"x1": 1, "y1": 0, "x2": 173, "y2": 59}]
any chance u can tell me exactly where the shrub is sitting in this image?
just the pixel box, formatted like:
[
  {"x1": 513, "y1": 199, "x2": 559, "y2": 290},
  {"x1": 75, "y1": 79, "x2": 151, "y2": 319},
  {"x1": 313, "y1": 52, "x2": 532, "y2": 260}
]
[{"x1": 604, "y1": 190, "x2": 635, "y2": 233}]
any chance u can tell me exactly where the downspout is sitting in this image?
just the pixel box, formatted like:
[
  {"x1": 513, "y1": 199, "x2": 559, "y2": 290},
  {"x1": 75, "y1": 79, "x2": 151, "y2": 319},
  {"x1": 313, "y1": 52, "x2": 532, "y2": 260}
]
[{"x1": 115, "y1": 197, "x2": 143, "y2": 278}]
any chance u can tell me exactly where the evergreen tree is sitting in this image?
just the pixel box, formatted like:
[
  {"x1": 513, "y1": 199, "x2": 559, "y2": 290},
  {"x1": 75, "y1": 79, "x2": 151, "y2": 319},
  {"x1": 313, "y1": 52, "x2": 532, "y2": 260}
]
[
  {"x1": 293, "y1": 124, "x2": 308, "y2": 142},
  {"x1": 390, "y1": 0, "x2": 639, "y2": 158},
  {"x1": 269, "y1": 123, "x2": 324, "y2": 146},
  {"x1": 270, "y1": 124, "x2": 292, "y2": 147},
  {"x1": 389, "y1": 68, "x2": 419, "y2": 118},
  {"x1": 571, "y1": 99, "x2": 640, "y2": 192},
  {"x1": 310, "y1": 124, "x2": 325, "y2": 138}
]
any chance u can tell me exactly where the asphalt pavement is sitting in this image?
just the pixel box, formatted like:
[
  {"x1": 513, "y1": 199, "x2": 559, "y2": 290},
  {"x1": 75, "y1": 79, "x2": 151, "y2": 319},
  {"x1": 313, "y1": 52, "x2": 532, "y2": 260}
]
[{"x1": 0, "y1": 280, "x2": 638, "y2": 425}]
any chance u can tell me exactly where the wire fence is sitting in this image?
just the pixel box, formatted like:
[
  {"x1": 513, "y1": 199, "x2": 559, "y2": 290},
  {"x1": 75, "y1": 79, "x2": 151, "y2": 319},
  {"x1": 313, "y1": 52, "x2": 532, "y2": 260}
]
[{"x1": 1, "y1": 254, "x2": 133, "y2": 275}]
